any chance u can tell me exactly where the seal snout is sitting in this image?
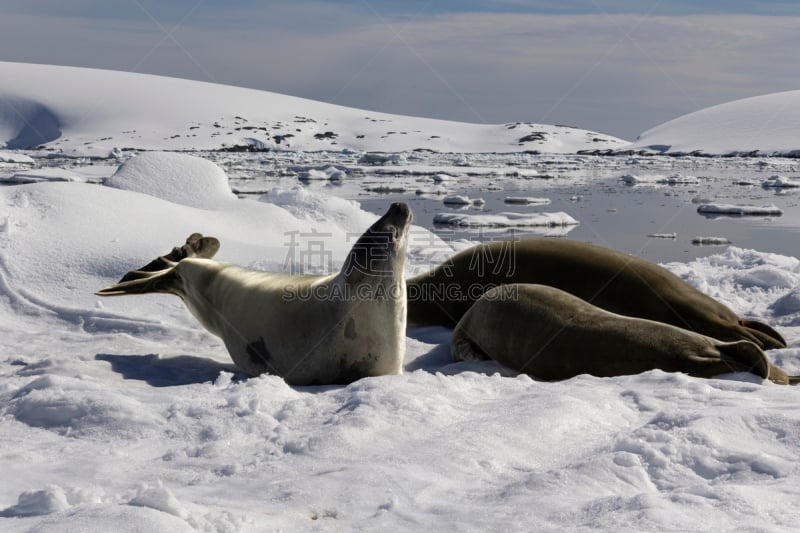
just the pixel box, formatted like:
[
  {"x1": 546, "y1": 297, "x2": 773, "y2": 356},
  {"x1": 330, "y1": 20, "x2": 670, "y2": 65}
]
[{"x1": 377, "y1": 202, "x2": 413, "y2": 239}]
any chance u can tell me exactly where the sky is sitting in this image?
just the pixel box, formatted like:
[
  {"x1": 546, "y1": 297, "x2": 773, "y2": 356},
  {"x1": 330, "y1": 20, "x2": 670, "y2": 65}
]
[{"x1": 1, "y1": 0, "x2": 799, "y2": 140}]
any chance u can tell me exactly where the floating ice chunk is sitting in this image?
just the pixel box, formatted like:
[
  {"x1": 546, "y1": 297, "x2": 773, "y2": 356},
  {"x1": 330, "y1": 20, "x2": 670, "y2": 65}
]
[
  {"x1": 433, "y1": 211, "x2": 579, "y2": 227},
  {"x1": 0, "y1": 151, "x2": 35, "y2": 164},
  {"x1": 691, "y1": 197, "x2": 714, "y2": 204},
  {"x1": 504, "y1": 197, "x2": 551, "y2": 205},
  {"x1": 366, "y1": 185, "x2": 407, "y2": 193},
  {"x1": 443, "y1": 195, "x2": 484, "y2": 206},
  {"x1": 697, "y1": 203, "x2": 783, "y2": 216},
  {"x1": 358, "y1": 153, "x2": 406, "y2": 165},
  {"x1": 4, "y1": 167, "x2": 84, "y2": 184},
  {"x1": 297, "y1": 165, "x2": 346, "y2": 181},
  {"x1": 621, "y1": 173, "x2": 699, "y2": 184},
  {"x1": 433, "y1": 173, "x2": 457, "y2": 184},
  {"x1": 660, "y1": 174, "x2": 700, "y2": 184},
  {"x1": 415, "y1": 185, "x2": 448, "y2": 195},
  {"x1": 692, "y1": 236, "x2": 732, "y2": 245},
  {"x1": 649, "y1": 233, "x2": 677, "y2": 239},
  {"x1": 762, "y1": 175, "x2": 800, "y2": 188}
]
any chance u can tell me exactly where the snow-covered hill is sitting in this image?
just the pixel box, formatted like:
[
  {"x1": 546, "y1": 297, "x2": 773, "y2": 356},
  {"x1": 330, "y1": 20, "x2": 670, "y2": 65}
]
[
  {"x1": 0, "y1": 62, "x2": 627, "y2": 156},
  {"x1": 628, "y1": 91, "x2": 800, "y2": 156}
]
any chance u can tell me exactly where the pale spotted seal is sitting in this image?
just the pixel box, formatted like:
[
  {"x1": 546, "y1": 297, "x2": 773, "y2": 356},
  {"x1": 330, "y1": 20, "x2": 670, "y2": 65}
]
[{"x1": 97, "y1": 202, "x2": 412, "y2": 385}]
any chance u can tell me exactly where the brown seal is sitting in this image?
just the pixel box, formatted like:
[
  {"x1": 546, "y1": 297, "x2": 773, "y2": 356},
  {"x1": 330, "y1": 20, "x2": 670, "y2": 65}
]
[
  {"x1": 407, "y1": 238, "x2": 786, "y2": 350},
  {"x1": 96, "y1": 202, "x2": 413, "y2": 385},
  {"x1": 452, "y1": 284, "x2": 796, "y2": 384}
]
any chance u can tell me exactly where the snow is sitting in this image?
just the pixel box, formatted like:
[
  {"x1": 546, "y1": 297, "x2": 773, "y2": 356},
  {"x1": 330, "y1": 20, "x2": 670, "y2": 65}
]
[
  {"x1": 2, "y1": 152, "x2": 800, "y2": 532},
  {"x1": 1, "y1": 64, "x2": 800, "y2": 531},
  {"x1": 0, "y1": 62, "x2": 627, "y2": 155},
  {"x1": 697, "y1": 203, "x2": 783, "y2": 216},
  {"x1": 628, "y1": 90, "x2": 800, "y2": 156}
]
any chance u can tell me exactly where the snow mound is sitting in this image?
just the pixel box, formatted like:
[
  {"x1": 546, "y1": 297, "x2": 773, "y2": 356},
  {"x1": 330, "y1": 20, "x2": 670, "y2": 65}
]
[
  {"x1": 433, "y1": 211, "x2": 579, "y2": 227},
  {"x1": 105, "y1": 152, "x2": 237, "y2": 209},
  {"x1": 628, "y1": 91, "x2": 800, "y2": 156}
]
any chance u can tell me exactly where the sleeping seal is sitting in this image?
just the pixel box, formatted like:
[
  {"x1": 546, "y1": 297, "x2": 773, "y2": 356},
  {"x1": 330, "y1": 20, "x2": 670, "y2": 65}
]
[
  {"x1": 408, "y1": 238, "x2": 786, "y2": 350},
  {"x1": 97, "y1": 202, "x2": 412, "y2": 385},
  {"x1": 452, "y1": 284, "x2": 797, "y2": 384}
]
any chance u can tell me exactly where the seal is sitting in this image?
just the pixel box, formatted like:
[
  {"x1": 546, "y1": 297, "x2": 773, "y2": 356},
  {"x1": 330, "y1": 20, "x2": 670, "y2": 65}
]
[
  {"x1": 96, "y1": 202, "x2": 413, "y2": 385},
  {"x1": 452, "y1": 284, "x2": 798, "y2": 384},
  {"x1": 407, "y1": 238, "x2": 786, "y2": 350}
]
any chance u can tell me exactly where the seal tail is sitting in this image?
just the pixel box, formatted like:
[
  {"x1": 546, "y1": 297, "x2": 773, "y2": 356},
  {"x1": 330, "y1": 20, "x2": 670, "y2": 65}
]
[
  {"x1": 739, "y1": 319, "x2": 787, "y2": 350},
  {"x1": 95, "y1": 233, "x2": 219, "y2": 297}
]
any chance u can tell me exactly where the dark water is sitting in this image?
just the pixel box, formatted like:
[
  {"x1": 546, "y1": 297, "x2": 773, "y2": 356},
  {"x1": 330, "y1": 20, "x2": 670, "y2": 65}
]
[{"x1": 356, "y1": 177, "x2": 800, "y2": 264}]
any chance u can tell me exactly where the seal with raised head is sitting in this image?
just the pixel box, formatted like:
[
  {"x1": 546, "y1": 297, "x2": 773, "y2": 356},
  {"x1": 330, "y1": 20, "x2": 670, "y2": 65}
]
[
  {"x1": 452, "y1": 284, "x2": 797, "y2": 384},
  {"x1": 97, "y1": 202, "x2": 413, "y2": 385},
  {"x1": 407, "y1": 238, "x2": 786, "y2": 350}
]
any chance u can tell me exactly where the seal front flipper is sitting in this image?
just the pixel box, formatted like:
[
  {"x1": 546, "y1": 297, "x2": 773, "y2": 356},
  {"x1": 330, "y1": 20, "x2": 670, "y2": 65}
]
[
  {"x1": 451, "y1": 328, "x2": 491, "y2": 362},
  {"x1": 95, "y1": 233, "x2": 219, "y2": 296},
  {"x1": 95, "y1": 268, "x2": 179, "y2": 296},
  {"x1": 120, "y1": 233, "x2": 219, "y2": 283}
]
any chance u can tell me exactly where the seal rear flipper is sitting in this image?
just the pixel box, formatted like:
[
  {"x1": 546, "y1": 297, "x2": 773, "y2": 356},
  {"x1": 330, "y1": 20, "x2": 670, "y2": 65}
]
[
  {"x1": 739, "y1": 319, "x2": 787, "y2": 349},
  {"x1": 118, "y1": 233, "x2": 219, "y2": 284},
  {"x1": 713, "y1": 340, "x2": 770, "y2": 380},
  {"x1": 764, "y1": 365, "x2": 800, "y2": 386},
  {"x1": 95, "y1": 266, "x2": 180, "y2": 296}
]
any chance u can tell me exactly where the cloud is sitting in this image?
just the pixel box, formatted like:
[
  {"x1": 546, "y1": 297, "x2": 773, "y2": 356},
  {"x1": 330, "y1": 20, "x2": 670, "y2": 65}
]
[{"x1": 0, "y1": 5, "x2": 798, "y2": 139}]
